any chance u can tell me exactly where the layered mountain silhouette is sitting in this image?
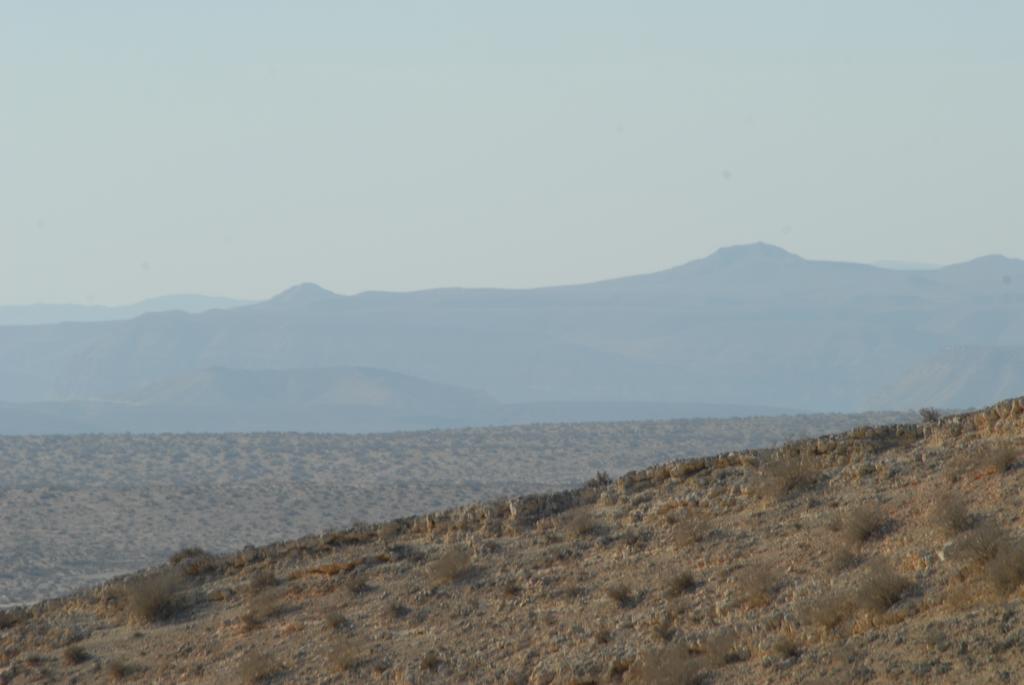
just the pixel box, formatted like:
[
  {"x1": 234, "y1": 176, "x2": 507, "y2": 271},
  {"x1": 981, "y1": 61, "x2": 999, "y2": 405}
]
[
  {"x1": 0, "y1": 366, "x2": 787, "y2": 434},
  {"x1": 1, "y1": 243, "x2": 1022, "y2": 433},
  {"x1": 0, "y1": 294, "x2": 249, "y2": 327}
]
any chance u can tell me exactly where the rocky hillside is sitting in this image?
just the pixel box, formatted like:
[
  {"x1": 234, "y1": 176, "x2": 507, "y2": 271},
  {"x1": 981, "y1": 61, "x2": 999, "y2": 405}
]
[{"x1": 2, "y1": 399, "x2": 1024, "y2": 684}]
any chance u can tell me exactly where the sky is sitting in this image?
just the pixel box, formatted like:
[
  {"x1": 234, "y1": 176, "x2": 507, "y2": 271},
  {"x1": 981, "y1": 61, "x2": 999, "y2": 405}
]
[{"x1": 2, "y1": 1, "x2": 1023, "y2": 305}]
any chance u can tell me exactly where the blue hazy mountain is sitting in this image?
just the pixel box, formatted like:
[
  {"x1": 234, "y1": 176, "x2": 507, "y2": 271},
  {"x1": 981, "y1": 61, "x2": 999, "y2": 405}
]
[
  {"x1": 0, "y1": 294, "x2": 250, "y2": 326},
  {"x1": 0, "y1": 244, "x2": 1022, "y2": 434}
]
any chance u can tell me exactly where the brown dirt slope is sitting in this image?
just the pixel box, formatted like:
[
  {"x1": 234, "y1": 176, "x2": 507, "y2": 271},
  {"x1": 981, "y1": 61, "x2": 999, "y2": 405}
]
[{"x1": 2, "y1": 399, "x2": 1024, "y2": 684}]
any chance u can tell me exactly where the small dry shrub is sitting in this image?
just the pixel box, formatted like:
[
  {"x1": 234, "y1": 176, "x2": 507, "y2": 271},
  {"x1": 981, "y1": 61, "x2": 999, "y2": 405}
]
[
  {"x1": 665, "y1": 571, "x2": 696, "y2": 597},
  {"x1": 985, "y1": 541, "x2": 1024, "y2": 595},
  {"x1": 247, "y1": 569, "x2": 278, "y2": 594},
  {"x1": 386, "y1": 601, "x2": 408, "y2": 620},
  {"x1": 919, "y1": 407, "x2": 942, "y2": 423},
  {"x1": 378, "y1": 521, "x2": 403, "y2": 540},
  {"x1": 930, "y1": 492, "x2": 972, "y2": 538},
  {"x1": 606, "y1": 582, "x2": 634, "y2": 608},
  {"x1": 344, "y1": 572, "x2": 369, "y2": 596},
  {"x1": 105, "y1": 660, "x2": 135, "y2": 681},
  {"x1": 241, "y1": 589, "x2": 285, "y2": 630},
  {"x1": 124, "y1": 571, "x2": 183, "y2": 624},
  {"x1": 62, "y1": 645, "x2": 90, "y2": 665},
  {"x1": 420, "y1": 649, "x2": 443, "y2": 671},
  {"x1": 0, "y1": 609, "x2": 19, "y2": 630},
  {"x1": 982, "y1": 443, "x2": 1018, "y2": 474},
  {"x1": 761, "y1": 453, "x2": 819, "y2": 500},
  {"x1": 738, "y1": 562, "x2": 778, "y2": 608},
  {"x1": 772, "y1": 633, "x2": 800, "y2": 659},
  {"x1": 803, "y1": 591, "x2": 850, "y2": 630},
  {"x1": 628, "y1": 645, "x2": 703, "y2": 685},
  {"x1": 330, "y1": 638, "x2": 366, "y2": 673},
  {"x1": 566, "y1": 510, "x2": 599, "y2": 538},
  {"x1": 672, "y1": 516, "x2": 707, "y2": 547},
  {"x1": 587, "y1": 471, "x2": 612, "y2": 488},
  {"x1": 950, "y1": 519, "x2": 1009, "y2": 565},
  {"x1": 169, "y1": 547, "x2": 217, "y2": 576},
  {"x1": 827, "y1": 546, "x2": 859, "y2": 574},
  {"x1": 429, "y1": 549, "x2": 472, "y2": 584},
  {"x1": 703, "y1": 628, "x2": 743, "y2": 667},
  {"x1": 853, "y1": 561, "x2": 911, "y2": 614},
  {"x1": 238, "y1": 652, "x2": 282, "y2": 684},
  {"x1": 649, "y1": 614, "x2": 675, "y2": 642},
  {"x1": 324, "y1": 609, "x2": 347, "y2": 631},
  {"x1": 842, "y1": 504, "x2": 886, "y2": 544},
  {"x1": 942, "y1": 453, "x2": 970, "y2": 483},
  {"x1": 923, "y1": 624, "x2": 950, "y2": 651}
]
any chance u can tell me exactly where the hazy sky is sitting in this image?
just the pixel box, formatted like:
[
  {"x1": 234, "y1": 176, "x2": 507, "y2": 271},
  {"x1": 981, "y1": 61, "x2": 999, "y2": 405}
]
[{"x1": 3, "y1": 2, "x2": 1023, "y2": 305}]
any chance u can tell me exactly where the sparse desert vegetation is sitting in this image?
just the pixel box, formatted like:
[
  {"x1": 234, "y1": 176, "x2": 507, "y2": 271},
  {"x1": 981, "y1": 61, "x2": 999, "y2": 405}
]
[
  {"x1": 2, "y1": 399, "x2": 1024, "y2": 683},
  {"x1": 0, "y1": 411, "x2": 912, "y2": 605}
]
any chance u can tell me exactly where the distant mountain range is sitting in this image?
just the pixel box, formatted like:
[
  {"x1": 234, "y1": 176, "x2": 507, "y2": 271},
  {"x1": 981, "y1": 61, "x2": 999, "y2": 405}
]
[
  {"x1": 0, "y1": 366, "x2": 792, "y2": 434},
  {"x1": 1, "y1": 243, "x2": 1022, "y2": 434},
  {"x1": 0, "y1": 294, "x2": 250, "y2": 326}
]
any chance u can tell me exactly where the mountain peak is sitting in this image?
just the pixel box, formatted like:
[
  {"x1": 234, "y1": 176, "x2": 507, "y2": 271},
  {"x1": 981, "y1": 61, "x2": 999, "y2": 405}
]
[
  {"x1": 266, "y1": 283, "x2": 338, "y2": 305},
  {"x1": 704, "y1": 242, "x2": 802, "y2": 264}
]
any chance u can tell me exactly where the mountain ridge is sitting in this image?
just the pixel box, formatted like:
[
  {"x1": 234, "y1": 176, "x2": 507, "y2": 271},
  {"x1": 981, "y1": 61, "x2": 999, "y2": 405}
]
[{"x1": 0, "y1": 244, "x2": 1022, "y2": 422}]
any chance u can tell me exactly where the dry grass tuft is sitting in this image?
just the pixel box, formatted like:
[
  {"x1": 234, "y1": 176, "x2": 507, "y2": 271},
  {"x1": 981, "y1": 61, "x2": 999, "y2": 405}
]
[
  {"x1": 247, "y1": 569, "x2": 278, "y2": 594},
  {"x1": 672, "y1": 516, "x2": 708, "y2": 548},
  {"x1": 238, "y1": 652, "x2": 283, "y2": 684},
  {"x1": 803, "y1": 591, "x2": 850, "y2": 630},
  {"x1": 665, "y1": 571, "x2": 697, "y2": 598},
  {"x1": 629, "y1": 645, "x2": 703, "y2": 685},
  {"x1": 124, "y1": 570, "x2": 183, "y2": 624},
  {"x1": 738, "y1": 562, "x2": 778, "y2": 608},
  {"x1": 649, "y1": 613, "x2": 675, "y2": 642},
  {"x1": 950, "y1": 519, "x2": 1010, "y2": 565},
  {"x1": 984, "y1": 540, "x2": 1024, "y2": 595},
  {"x1": 981, "y1": 443, "x2": 1018, "y2": 474},
  {"x1": 760, "y1": 454, "x2": 819, "y2": 500},
  {"x1": 930, "y1": 492, "x2": 973, "y2": 538},
  {"x1": 923, "y1": 624, "x2": 950, "y2": 651},
  {"x1": 169, "y1": 547, "x2": 218, "y2": 576},
  {"x1": 703, "y1": 628, "x2": 743, "y2": 666},
  {"x1": 344, "y1": 572, "x2": 369, "y2": 596},
  {"x1": 420, "y1": 649, "x2": 443, "y2": 672},
  {"x1": 771, "y1": 633, "x2": 800, "y2": 659},
  {"x1": 827, "y1": 546, "x2": 859, "y2": 573},
  {"x1": 62, "y1": 645, "x2": 90, "y2": 665},
  {"x1": 324, "y1": 609, "x2": 348, "y2": 631},
  {"x1": 241, "y1": 589, "x2": 285, "y2": 630},
  {"x1": 853, "y1": 561, "x2": 912, "y2": 614},
  {"x1": 606, "y1": 582, "x2": 635, "y2": 608},
  {"x1": 0, "y1": 609, "x2": 20, "y2": 630},
  {"x1": 105, "y1": 659, "x2": 136, "y2": 681},
  {"x1": 330, "y1": 637, "x2": 366, "y2": 673},
  {"x1": 841, "y1": 504, "x2": 886, "y2": 544},
  {"x1": 429, "y1": 548, "x2": 473, "y2": 584},
  {"x1": 566, "y1": 510, "x2": 599, "y2": 538}
]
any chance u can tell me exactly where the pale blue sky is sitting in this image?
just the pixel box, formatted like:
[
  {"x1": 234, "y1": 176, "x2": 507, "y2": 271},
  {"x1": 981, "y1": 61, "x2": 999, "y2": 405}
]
[{"x1": 2, "y1": 2, "x2": 1023, "y2": 304}]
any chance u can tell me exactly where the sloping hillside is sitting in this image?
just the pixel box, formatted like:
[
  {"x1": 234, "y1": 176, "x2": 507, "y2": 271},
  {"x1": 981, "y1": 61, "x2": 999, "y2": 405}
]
[
  {"x1": 2, "y1": 399, "x2": 1023, "y2": 683},
  {"x1": 0, "y1": 411, "x2": 909, "y2": 605}
]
